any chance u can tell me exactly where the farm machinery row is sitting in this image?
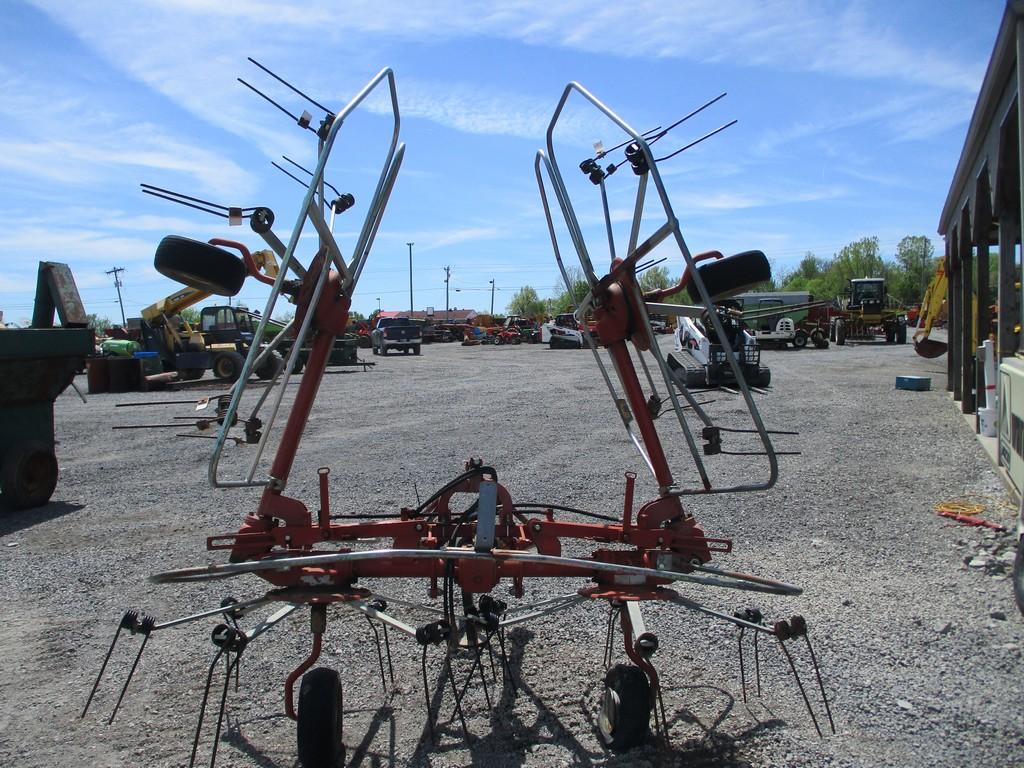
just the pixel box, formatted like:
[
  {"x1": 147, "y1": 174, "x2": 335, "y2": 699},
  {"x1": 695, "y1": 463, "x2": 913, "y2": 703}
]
[{"x1": 82, "y1": 64, "x2": 835, "y2": 767}]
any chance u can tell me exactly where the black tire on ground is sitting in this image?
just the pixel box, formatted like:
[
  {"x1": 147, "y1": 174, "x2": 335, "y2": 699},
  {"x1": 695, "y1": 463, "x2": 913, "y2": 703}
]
[
  {"x1": 372, "y1": 343, "x2": 379, "y2": 355},
  {"x1": 885, "y1": 327, "x2": 896, "y2": 344},
  {"x1": 811, "y1": 330, "x2": 828, "y2": 349},
  {"x1": 598, "y1": 664, "x2": 651, "y2": 750},
  {"x1": 753, "y1": 366, "x2": 772, "y2": 388},
  {"x1": 154, "y1": 235, "x2": 247, "y2": 296},
  {"x1": 793, "y1": 331, "x2": 808, "y2": 349},
  {"x1": 381, "y1": 346, "x2": 388, "y2": 356},
  {"x1": 686, "y1": 250, "x2": 771, "y2": 303},
  {"x1": 255, "y1": 351, "x2": 283, "y2": 380},
  {"x1": 1, "y1": 441, "x2": 59, "y2": 510},
  {"x1": 179, "y1": 368, "x2": 205, "y2": 381},
  {"x1": 896, "y1": 321, "x2": 908, "y2": 344},
  {"x1": 835, "y1": 320, "x2": 846, "y2": 345},
  {"x1": 212, "y1": 351, "x2": 245, "y2": 382},
  {"x1": 1014, "y1": 537, "x2": 1024, "y2": 617},
  {"x1": 413, "y1": 345, "x2": 421, "y2": 355},
  {"x1": 297, "y1": 667, "x2": 345, "y2": 768}
]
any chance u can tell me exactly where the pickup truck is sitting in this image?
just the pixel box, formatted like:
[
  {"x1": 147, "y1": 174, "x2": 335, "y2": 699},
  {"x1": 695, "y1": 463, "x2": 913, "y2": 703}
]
[{"x1": 371, "y1": 317, "x2": 422, "y2": 355}]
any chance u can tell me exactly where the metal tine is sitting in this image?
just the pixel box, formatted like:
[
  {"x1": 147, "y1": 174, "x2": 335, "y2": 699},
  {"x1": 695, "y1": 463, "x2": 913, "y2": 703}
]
[
  {"x1": 382, "y1": 623, "x2": 395, "y2": 687},
  {"x1": 803, "y1": 633, "x2": 836, "y2": 734},
  {"x1": 655, "y1": 119, "x2": 738, "y2": 163},
  {"x1": 775, "y1": 637, "x2": 823, "y2": 738},
  {"x1": 247, "y1": 57, "x2": 334, "y2": 117},
  {"x1": 82, "y1": 610, "x2": 143, "y2": 718},
  {"x1": 365, "y1": 616, "x2": 389, "y2": 696},
  {"x1": 443, "y1": 648, "x2": 471, "y2": 741},
  {"x1": 737, "y1": 626, "x2": 748, "y2": 703},
  {"x1": 189, "y1": 649, "x2": 226, "y2": 768},
  {"x1": 207, "y1": 653, "x2": 243, "y2": 768},
  {"x1": 106, "y1": 614, "x2": 155, "y2": 724},
  {"x1": 754, "y1": 631, "x2": 762, "y2": 697},
  {"x1": 420, "y1": 645, "x2": 435, "y2": 742}
]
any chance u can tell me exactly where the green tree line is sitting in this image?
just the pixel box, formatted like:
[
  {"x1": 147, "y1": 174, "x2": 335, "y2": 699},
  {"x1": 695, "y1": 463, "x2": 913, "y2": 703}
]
[{"x1": 505, "y1": 235, "x2": 942, "y2": 317}]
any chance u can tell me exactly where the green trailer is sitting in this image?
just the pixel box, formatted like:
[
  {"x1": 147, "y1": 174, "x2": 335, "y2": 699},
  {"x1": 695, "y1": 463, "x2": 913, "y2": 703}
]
[{"x1": 0, "y1": 263, "x2": 94, "y2": 509}]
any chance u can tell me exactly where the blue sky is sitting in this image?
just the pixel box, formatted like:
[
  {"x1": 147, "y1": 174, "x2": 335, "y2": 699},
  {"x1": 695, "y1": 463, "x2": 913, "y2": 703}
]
[{"x1": 0, "y1": 0, "x2": 1006, "y2": 323}]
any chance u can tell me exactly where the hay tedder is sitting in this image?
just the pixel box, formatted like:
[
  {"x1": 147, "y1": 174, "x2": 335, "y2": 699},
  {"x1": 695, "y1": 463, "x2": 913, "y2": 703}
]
[{"x1": 82, "y1": 65, "x2": 834, "y2": 766}]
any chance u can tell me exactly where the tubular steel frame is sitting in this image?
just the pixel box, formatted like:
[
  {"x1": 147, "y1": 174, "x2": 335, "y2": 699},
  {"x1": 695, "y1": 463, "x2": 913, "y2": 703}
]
[{"x1": 83, "y1": 72, "x2": 835, "y2": 766}]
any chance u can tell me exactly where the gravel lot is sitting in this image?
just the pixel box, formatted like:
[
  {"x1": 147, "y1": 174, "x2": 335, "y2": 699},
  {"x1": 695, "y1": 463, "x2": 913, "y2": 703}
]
[{"x1": 1, "y1": 334, "x2": 1022, "y2": 768}]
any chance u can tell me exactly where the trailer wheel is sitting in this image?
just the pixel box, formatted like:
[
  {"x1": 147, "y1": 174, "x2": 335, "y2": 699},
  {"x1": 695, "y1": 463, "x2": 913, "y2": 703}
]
[
  {"x1": 255, "y1": 351, "x2": 283, "y2": 380},
  {"x1": 793, "y1": 331, "x2": 808, "y2": 349},
  {"x1": 154, "y1": 236, "x2": 247, "y2": 296},
  {"x1": 686, "y1": 250, "x2": 771, "y2": 303},
  {"x1": 2, "y1": 441, "x2": 58, "y2": 510},
  {"x1": 212, "y1": 351, "x2": 245, "y2": 381},
  {"x1": 297, "y1": 667, "x2": 345, "y2": 768},
  {"x1": 598, "y1": 664, "x2": 651, "y2": 750}
]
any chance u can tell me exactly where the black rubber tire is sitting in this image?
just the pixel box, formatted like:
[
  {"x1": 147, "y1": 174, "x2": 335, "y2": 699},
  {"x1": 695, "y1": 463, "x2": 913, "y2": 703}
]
[
  {"x1": 255, "y1": 351, "x2": 283, "y2": 380},
  {"x1": 1, "y1": 441, "x2": 58, "y2": 510},
  {"x1": 413, "y1": 345, "x2": 421, "y2": 355},
  {"x1": 372, "y1": 343, "x2": 379, "y2": 356},
  {"x1": 297, "y1": 667, "x2": 345, "y2": 768},
  {"x1": 896, "y1": 321, "x2": 908, "y2": 344},
  {"x1": 1014, "y1": 538, "x2": 1024, "y2": 617},
  {"x1": 686, "y1": 250, "x2": 771, "y2": 303},
  {"x1": 811, "y1": 330, "x2": 828, "y2": 349},
  {"x1": 793, "y1": 331, "x2": 808, "y2": 349},
  {"x1": 381, "y1": 346, "x2": 388, "y2": 356},
  {"x1": 835, "y1": 320, "x2": 846, "y2": 345},
  {"x1": 598, "y1": 664, "x2": 651, "y2": 750},
  {"x1": 154, "y1": 236, "x2": 247, "y2": 296},
  {"x1": 212, "y1": 351, "x2": 245, "y2": 382},
  {"x1": 179, "y1": 368, "x2": 205, "y2": 381},
  {"x1": 752, "y1": 366, "x2": 772, "y2": 388},
  {"x1": 292, "y1": 356, "x2": 306, "y2": 374}
]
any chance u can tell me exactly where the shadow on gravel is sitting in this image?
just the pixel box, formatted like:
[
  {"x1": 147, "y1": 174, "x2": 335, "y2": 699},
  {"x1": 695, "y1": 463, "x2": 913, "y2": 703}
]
[{"x1": 0, "y1": 500, "x2": 84, "y2": 535}]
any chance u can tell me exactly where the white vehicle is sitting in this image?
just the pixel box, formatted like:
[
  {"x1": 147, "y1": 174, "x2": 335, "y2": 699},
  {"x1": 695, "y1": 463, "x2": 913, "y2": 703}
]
[
  {"x1": 541, "y1": 313, "x2": 584, "y2": 348},
  {"x1": 670, "y1": 309, "x2": 770, "y2": 388}
]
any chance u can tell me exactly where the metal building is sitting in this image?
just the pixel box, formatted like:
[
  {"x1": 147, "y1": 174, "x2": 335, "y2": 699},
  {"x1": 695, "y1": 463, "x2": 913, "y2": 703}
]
[{"x1": 939, "y1": 1, "x2": 1024, "y2": 492}]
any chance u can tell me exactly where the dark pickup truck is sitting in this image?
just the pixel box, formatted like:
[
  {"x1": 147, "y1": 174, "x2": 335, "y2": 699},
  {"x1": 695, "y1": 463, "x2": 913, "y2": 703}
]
[{"x1": 371, "y1": 317, "x2": 422, "y2": 355}]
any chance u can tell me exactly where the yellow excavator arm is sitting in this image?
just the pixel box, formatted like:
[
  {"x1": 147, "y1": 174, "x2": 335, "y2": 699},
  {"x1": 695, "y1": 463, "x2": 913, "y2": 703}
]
[{"x1": 913, "y1": 260, "x2": 947, "y2": 358}]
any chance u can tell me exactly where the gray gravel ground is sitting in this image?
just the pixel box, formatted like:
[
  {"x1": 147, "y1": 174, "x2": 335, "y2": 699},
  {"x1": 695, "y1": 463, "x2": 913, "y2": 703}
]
[{"x1": 1, "y1": 334, "x2": 1022, "y2": 768}]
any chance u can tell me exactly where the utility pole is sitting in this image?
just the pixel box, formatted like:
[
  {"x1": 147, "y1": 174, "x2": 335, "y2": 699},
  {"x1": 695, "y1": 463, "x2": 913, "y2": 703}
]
[
  {"x1": 443, "y1": 265, "x2": 451, "y2": 322},
  {"x1": 106, "y1": 266, "x2": 126, "y2": 326},
  {"x1": 407, "y1": 242, "x2": 414, "y2": 315},
  {"x1": 489, "y1": 279, "x2": 495, "y2": 316},
  {"x1": 376, "y1": 297, "x2": 381, "y2": 315}
]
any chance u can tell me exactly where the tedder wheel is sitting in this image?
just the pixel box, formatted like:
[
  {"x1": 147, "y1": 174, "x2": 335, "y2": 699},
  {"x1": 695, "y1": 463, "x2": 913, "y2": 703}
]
[
  {"x1": 1, "y1": 441, "x2": 59, "y2": 510},
  {"x1": 297, "y1": 667, "x2": 345, "y2": 768},
  {"x1": 598, "y1": 664, "x2": 651, "y2": 750},
  {"x1": 255, "y1": 351, "x2": 283, "y2": 380},
  {"x1": 212, "y1": 351, "x2": 245, "y2": 382},
  {"x1": 793, "y1": 331, "x2": 808, "y2": 349},
  {"x1": 686, "y1": 250, "x2": 771, "y2": 303},
  {"x1": 154, "y1": 235, "x2": 247, "y2": 296}
]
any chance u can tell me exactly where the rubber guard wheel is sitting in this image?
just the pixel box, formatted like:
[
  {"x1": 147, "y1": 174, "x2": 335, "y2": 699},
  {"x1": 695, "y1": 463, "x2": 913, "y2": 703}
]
[
  {"x1": 2, "y1": 441, "x2": 58, "y2": 510},
  {"x1": 255, "y1": 351, "x2": 283, "y2": 380},
  {"x1": 212, "y1": 351, "x2": 245, "y2": 382},
  {"x1": 599, "y1": 664, "x2": 651, "y2": 750},
  {"x1": 297, "y1": 667, "x2": 345, "y2": 768},
  {"x1": 154, "y1": 235, "x2": 247, "y2": 296},
  {"x1": 686, "y1": 250, "x2": 771, "y2": 303}
]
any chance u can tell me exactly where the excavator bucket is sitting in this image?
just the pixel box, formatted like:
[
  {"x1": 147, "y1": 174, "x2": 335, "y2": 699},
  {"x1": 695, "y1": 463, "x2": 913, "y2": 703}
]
[{"x1": 913, "y1": 337, "x2": 947, "y2": 358}]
